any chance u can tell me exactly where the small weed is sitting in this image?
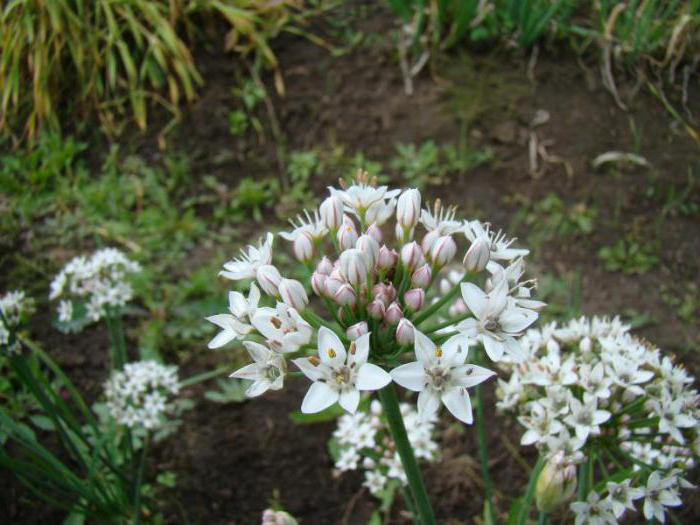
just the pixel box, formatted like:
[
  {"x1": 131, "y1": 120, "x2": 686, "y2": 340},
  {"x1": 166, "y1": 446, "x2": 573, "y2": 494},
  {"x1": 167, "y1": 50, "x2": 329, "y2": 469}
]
[
  {"x1": 646, "y1": 170, "x2": 700, "y2": 219},
  {"x1": 228, "y1": 110, "x2": 249, "y2": 137},
  {"x1": 598, "y1": 238, "x2": 659, "y2": 275},
  {"x1": 662, "y1": 283, "x2": 700, "y2": 325}
]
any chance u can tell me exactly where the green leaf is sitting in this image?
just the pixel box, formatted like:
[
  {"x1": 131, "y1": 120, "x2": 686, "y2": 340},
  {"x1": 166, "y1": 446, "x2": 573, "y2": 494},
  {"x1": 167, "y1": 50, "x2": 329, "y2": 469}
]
[{"x1": 30, "y1": 414, "x2": 56, "y2": 432}]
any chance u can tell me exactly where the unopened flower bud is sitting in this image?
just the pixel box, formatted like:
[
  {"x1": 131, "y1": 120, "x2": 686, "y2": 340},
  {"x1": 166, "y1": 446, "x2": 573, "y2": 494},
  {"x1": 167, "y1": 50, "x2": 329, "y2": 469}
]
[
  {"x1": 396, "y1": 318, "x2": 415, "y2": 346},
  {"x1": 256, "y1": 265, "x2": 282, "y2": 296},
  {"x1": 400, "y1": 241, "x2": 424, "y2": 270},
  {"x1": 356, "y1": 234, "x2": 380, "y2": 268},
  {"x1": 384, "y1": 302, "x2": 403, "y2": 325},
  {"x1": 262, "y1": 509, "x2": 298, "y2": 525},
  {"x1": 316, "y1": 256, "x2": 333, "y2": 275},
  {"x1": 448, "y1": 298, "x2": 468, "y2": 317},
  {"x1": 372, "y1": 283, "x2": 396, "y2": 305},
  {"x1": 366, "y1": 222, "x2": 383, "y2": 243},
  {"x1": 463, "y1": 238, "x2": 490, "y2": 272},
  {"x1": 278, "y1": 278, "x2": 308, "y2": 311},
  {"x1": 397, "y1": 188, "x2": 421, "y2": 230},
  {"x1": 421, "y1": 229, "x2": 441, "y2": 255},
  {"x1": 535, "y1": 451, "x2": 577, "y2": 514},
  {"x1": 346, "y1": 321, "x2": 369, "y2": 341},
  {"x1": 320, "y1": 195, "x2": 344, "y2": 231},
  {"x1": 367, "y1": 299, "x2": 386, "y2": 320},
  {"x1": 403, "y1": 288, "x2": 425, "y2": 312},
  {"x1": 337, "y1": 217, "x2": 358, "y2": 250},
  {"x1": 431, "y1": 235, "x2": 457, "y2": 267},
  {"x1": 293, "y1": 232, "x2": 314, "y2": 263},
  {"x1": 377, "y1": 245, "x2": 398, "y2": 270},
  {"x1": 411, "y1": 264, "x2": 432, "y2": 288},
  {"x1": 334, "y1": 284, "x2": 356, "y2": 307},
  {"x1": 339, "y1": 248, "x2": 369, "y2": 286},
  {"x1": 324, "y1": 274, "x2": 344, "y2": 298},
  {"x1": 311, "y1": 272, "x2": 327, "y2": 296}
]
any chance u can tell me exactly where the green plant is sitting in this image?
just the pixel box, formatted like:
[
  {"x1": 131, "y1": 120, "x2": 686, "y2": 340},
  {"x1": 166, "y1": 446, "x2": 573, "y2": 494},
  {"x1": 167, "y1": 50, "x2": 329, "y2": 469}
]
[
  {"x1": 516, "y1": 193, "x2": 597, "y2": 245},
  {"x1": 598, "y1": 238, "x2": 659, "y2": 275},
  {"x1": 231, "y1": 177, "x2": 280, "y2": 221},
  {"x1": 497, "y1": 0, "x2": 577, "y2": 47}
]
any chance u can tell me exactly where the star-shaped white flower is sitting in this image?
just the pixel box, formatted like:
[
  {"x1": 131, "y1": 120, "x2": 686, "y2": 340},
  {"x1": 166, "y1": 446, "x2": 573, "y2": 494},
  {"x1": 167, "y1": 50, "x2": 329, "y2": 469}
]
[
  {"x1": 457, "y1": 281, "x2": 538, "y2": 362},
  {"x1": 220, "y1": 232, "x2": 274, "y2": 281},
  {"x1": 570, "y1": 492, "x2": 617, "y2": 525},
  {"x1": 463, "y1": 220, "x2": 529, "y2": 262},
  {"x1": 329, "y1": 183, "x2": 399, "y2": 225},
  {"x1": 605, "y1": 479, "x2": 643, "y2": 518},
  {"x1": 293, "y1": 328, "x2": 391, "y2": 414},
  {"x1": 279, "y1": 209, "x2": 328, "y2": 242},
  {"x1": 563, "y1": 395, "x2": 611, "y2": 442},
  {"x1": 206, "y1": 284, "x2": 260, "y2": 349},
  {"x1": 252, "y1": 302, "x2": 312, "y2": 353},
  {"x1": 643, "y1": 472, "x2": 682, "y2": 523},
  {"x1": 390, "y1": 330, "x2": 495, "y2": 424},
  {"x1": 230, "y1": 341, "x2": 286, "y2": 397}
]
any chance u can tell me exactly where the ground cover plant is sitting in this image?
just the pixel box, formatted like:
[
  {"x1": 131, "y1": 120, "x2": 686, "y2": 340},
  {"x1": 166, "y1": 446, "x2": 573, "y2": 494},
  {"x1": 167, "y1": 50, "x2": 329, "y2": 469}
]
[{"x1": 1, "y1": 1, "x2": 699, "y2": 524}]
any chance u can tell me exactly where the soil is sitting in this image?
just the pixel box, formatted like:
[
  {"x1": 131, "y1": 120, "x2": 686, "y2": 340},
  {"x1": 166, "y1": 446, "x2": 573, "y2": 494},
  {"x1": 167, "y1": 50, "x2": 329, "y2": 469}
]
[{"x1": 3, "y1": 2, "x2": 700, "y2": 524}]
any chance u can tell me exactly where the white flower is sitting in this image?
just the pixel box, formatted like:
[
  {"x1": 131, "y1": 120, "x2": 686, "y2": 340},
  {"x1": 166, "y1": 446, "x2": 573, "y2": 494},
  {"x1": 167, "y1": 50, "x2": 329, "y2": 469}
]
[
  {"x1": 643, "y1": 472, "x2": 682, "y2": 523},
  {"x1": 605, "y1": 479, "x2": 643, "y2": 518},
  {"x1": 319, "y1": 195, "x2": 344, "y2": 231},
  {"x1": 338, "y1": 248, "x2": 369, "y2": 286},
  {"x1": 518, "y1": 402, "x2": 564, "y2": 445},
  {"x1": 206, "y1": 284, "x2": 260, "y2": 349},
  {"x1": 336, "y1": 448, "x2": 361, "y2": 471},
  {"x1": 364, "y1": 470, "x2": 387, "y2": 495},
  {"x1": 293, "y1": 328, "x2": 391, "y2": 414},
  {"x1": 329, "y1": 182, "x2": 399, "y2": 225},
  {"x1": 57, "y1": 300, "x2": 73, "y2": 323},
  {"x1": 463, "y1": 220, "x2": 529, "y2": 262},
  {"x1": 419, "y1": 201, "x2": 462, "y2": 235},
  {"x1": 252, "y1": 303, "x2": 312, "y2": 353},
  {"x1": 278, "y1": 278, "x2": 308, "y2": 311},
  {"x1": 570, "y1": 492, "x2": 617, "y2": 525},
  {"x1": 457, "y1": 281, "x2": 538, "y2": 362},
  {"x1": 220, "y1": 233, "x2": 274, "y2": 281},
  {"x1": 230, "y1": 341, "x2": 286, "y2": 397},
  {"x1": 396, "y1": 188, "x2": 421, "y2": 231},
  {"x1": 256, "y1": 264, "x2": 282, "y2": 296},
  {"x1": 563, "y1": 395, "x2": 611, "y2": 442},
  {"x1": 390, "y1": 330, "x2": 495, "y2": 424},
  {"x1": 650, "y1": 395, "x2": 696, "y2": 445},
  {"x1": 279, "y1": 209, "x2": 328, "y2": 243}
]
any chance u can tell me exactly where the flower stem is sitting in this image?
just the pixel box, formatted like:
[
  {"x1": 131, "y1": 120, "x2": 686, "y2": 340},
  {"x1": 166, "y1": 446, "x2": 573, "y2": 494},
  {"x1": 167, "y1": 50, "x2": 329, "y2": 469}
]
[
  {"x1": 132, "y1": 433, "x2": 149, "y2": 525},
  {"x1": 516, "y1": 455, "x2": 545, "y2": 525},
  {"x1": 378, "y1": 384, "x2": 436, "y2": 525},
  {"x1": 412, "y1": 275, "x2": 468, "y2": 326},
  {"x1": 474, "y1": 349, "x2": 496, "y2": 522},
  {"x1": 537, "y1": 512, "x2": 548, "y2": 525},
  {"x1": 179, "y1": 365, "x2": 231, "y2": 389}
]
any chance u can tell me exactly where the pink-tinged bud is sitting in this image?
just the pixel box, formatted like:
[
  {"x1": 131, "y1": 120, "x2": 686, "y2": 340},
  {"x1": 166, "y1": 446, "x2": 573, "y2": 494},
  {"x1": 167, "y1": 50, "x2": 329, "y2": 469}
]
[
  {"x1": 366, "y1": 222, "x2": 383, "y2": 243},
  {"x1": 421, "y1": 229, "x2": 441, "y2": 255},
  {"x1": 310, "y1": 272, "x2": 327, "y2": 296},
  {"x1": 346, "y1": 321, "x2": 369, "y2": 341},
  {"x1": 334, "y1": 284, "x2": 356, "y2": 306},
  {"x1": 293, "y1": 232, "x2": 314, "y2": 262},
  {"x1": 400, "y1": 241, "x2": 424, "y2": 270},
  {"x1": 448, "y1": 298, "x2": 468, "y2": 317},
  {"x1": 431, "y1": 235, "x2": 457, "y2": 267},
  {"x1": 324, "y1": 275, "x2": 344, "y2": 298},
  {"x1": 320, "y1": 195, "x2": 344, "y2": 230},
  {"x1": 278, "y1": 278, "x2": 308, "y2": 311},
  {"x1": 256, "y1": 265, "x2": 282, "y2": 296},
  {"x1": 384, "y1": 302, "x2": 403, "y2": 325},
  {"x1": 316, "y1": 256, "x2": 333, "y2": 276},
  {"x1": 411, "y1": 264, "x2": 432, "y2": 288},
  {"x1": 395, "y1": 318, "x2": 415, "y2": 346},
  {"x1": 396, "y1": 189, "x2": 421, "y2": 230},
  {"x1": 403, "y1": 288, "x2": 425, "y2": 312},
  {"x1": 356, "y1": 234, "x2": 379, "y2": 268},
  {"x1": 377, "y1": 245, "x2": 398, "y2": 270},
  {"x1": 367, "y1": 299, "x2": 386, "y2": 320},
  {"x1": 339, "y1": 248, "x2": 369, "y2": 286},
  {"x1": 463, "y1": 238, "x2": 490, "y2": 272},
  {"x1": 337, "y1": 217, "x2": 358, "y2": 250},
  {"x1": 372, "y1": 283, "x2": 396, "y2": 305},
  {"x1": 337, "y1": 307, "x2": 349, "y2": 325}
]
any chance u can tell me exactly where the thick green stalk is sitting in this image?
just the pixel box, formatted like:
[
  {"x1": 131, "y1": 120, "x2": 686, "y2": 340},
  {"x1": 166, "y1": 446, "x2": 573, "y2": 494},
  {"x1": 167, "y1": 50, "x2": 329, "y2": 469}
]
[
  {"x1": 132, "y1": 434, "x2": 149, "y2": 525},
  {"x1": 378, "y1": 383, "x2": 436, "y2": 525},
  {"x1": 179, "y1": 365, "x2": 231, "y2": 389},
  {"x1": 474, "y1": 350, "x2": 496, "y2": 522},
  {"x1": 516, "y1": 455, "x2": 545, "y2": 525}
]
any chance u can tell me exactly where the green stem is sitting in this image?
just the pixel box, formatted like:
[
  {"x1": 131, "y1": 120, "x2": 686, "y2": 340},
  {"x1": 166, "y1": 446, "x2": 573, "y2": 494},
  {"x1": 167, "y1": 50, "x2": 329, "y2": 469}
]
[
  {"x1": 516, "y1": 455, "x2": 545, "y2": 525},
  {"x1": 412, "y1": 275, "x2": 468, "y2": 326},
  {"x1": 475, "y1": 349, "x2": 496, "y2": 522},
  {"x1": 537, "y1": 512, "x2": 548, "y2": 525},
  {"x1": 578, "y1": 456, "x2": 592, "y2": 501},
  {"x1": 423, "y1": 313, "x2": 470, "y2": 334},
  {"x1": 378, "y1": 384, "x2": 436, "y2": 525},
  {"x1": 132, "y1": 433, "x2": 149, "y2": 525},
  {"x1": 179, "y1": 366, "x2": 231, "y2": 389}
]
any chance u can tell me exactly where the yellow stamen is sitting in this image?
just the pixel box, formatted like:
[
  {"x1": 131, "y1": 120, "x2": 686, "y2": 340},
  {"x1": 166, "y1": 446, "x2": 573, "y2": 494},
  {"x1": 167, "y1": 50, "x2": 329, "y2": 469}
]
[
  {"x1": 435, "y1": 346, "x2": 442, "y2": 358},
  {"x1": 328, "y1": 349, "x2": 337, "y2": 358},
  {"x1": 308, "y1": 356, "x2": 320, "y2": 366}
]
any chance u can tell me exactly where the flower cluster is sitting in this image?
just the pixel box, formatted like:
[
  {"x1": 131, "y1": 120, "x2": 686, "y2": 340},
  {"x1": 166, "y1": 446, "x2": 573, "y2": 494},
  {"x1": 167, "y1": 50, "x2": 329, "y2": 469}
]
[
  {"x1": 49, "y1": 248, "x2": 141, "y2": 324},
  {"x1": 104, "y1": 361, "x2": 180, "y2": 431},
  {"x1": 210, "y1": 173, "x2": 541, "y2": 424},
  {"x1": 496, "y1": 316, "x2": 699, "y2": 523},
  {"x1": 0, "y1": 290, "x2": 35, "y2": 353},
  {"x1": 333, "y1": 400, "x2": 438, "y2": 496}
]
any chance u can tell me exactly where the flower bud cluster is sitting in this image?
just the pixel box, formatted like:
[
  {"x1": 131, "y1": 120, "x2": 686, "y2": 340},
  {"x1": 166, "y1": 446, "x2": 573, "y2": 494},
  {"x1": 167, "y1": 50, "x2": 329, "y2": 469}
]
[
  {"x1": 49, "y1": 248, "x2": 141, "y2": 325},
  {"x1": 104, "y1": 361, "x2": 180, "y2": 431},
  {"x1": 496, "y1": 317, "x2": 699, "y2": 524},
  {"x1": 332, "y1": 400, "x2": 438, "y2": 497},
  {"x1": 0, "y1": 290, "x2": 35, "y2": 354}
]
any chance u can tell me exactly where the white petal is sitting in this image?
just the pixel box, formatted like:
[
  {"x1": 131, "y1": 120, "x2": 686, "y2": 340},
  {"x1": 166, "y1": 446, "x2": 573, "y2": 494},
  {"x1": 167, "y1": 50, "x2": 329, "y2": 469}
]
[
  {"x1": 390, "y1": 361, "x2": 426, "y2": 392},
  {"x1": 453, "y1": 364, "x2": 496, "y2": 388},
  {"x1": 356, "y1": 363, "x2": 391, "y2": 391},
  {"x1": 301, "y1": 382, "x2": 339, "y2": 414},
  {"x1": 482, "y1": 335, "x2": 505, "y2": 361},
  {"x1": 339, "y1": 389, "x2": 360, "y2": 413},
  {"x1": 246, "y1": 380, "x2": 271, "y2": 398},
  {"x1": 349, "y1": 332, "x2": 371, "y2": 367},
  {"x1": 499, "y1": 308, "x2": 538, "y2": 333},
  {"x1": 206, "y1": 314, "x2": 236, "y2": 330},
  {"x1": 441, "y1": 334, "x2": 470, "y2": 366},
  {"x1": 417, "y1": 389, "x2": 440, "y2": 421},
  {"x1": 292, "y1": 358, "x2": 327, "y2": 382},
  {"x1": 503, "y1": 336, "x2": 526, "y2": 362},
  {"x1": 207, "y1": 329, "x2": 236, "y2": 349},
  {"x1": 318, "y1": 326, "x2": 346, "y2": 366},
  {"x1": 461, "y1": 283, "x2": 488, "y2": 319},
  {"x1": 441, "y1": 388, "x2": 473, "y2": 424},
  {"x1": 242, "y1": 341, "x2": 270, "y2": 363},
  {"x1": 230, "y1": 363, "x2": 261, "y2": 380},
  {"x1": 413, "y1": 330, "x2": 436, "y2": 365}
]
